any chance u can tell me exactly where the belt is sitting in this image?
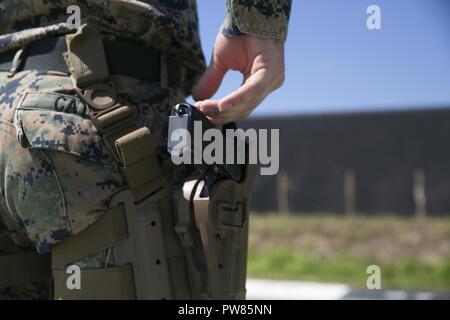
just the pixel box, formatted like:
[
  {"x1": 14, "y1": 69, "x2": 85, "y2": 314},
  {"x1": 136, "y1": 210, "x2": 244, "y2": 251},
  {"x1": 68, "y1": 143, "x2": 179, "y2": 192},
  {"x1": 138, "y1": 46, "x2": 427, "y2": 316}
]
[{"x1": 0, "y1": 36, "x2": 181, "y2": 87}]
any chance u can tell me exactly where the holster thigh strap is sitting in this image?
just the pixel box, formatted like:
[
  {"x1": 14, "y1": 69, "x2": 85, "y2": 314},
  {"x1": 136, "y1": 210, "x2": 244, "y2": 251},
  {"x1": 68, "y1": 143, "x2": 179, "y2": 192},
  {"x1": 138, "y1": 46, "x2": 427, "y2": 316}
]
[
  {"x1": 51, "y1": 205, "x2": 135, "y2": 300},
  {"x1": 53, "y1": 265, "x2": 135, "y2": 300},
  {"x1": 52, "y1": 205, "x2": 128, "y2": 268}
]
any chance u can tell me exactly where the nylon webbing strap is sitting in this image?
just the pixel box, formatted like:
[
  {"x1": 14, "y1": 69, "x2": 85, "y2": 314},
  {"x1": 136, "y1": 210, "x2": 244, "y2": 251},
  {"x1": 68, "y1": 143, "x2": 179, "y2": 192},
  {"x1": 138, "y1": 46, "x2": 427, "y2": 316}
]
[
  {"x1": 0, "y1": 251, "x2": 51, "y2": 287},
  {"x1": 52, "y1": 205, "x2": 128, "y2": 268},
  {"x1": 53, "y1": 265, "x2": 136, "y2": 300},
  {"x1": 116, "y1": 127, "x2": 165, "y2": 202},
  {"x1": 64, "y1": 23, "x2": 109, "y2": 87},
  {"x1": 91, "y1": 105, "x2": 165, "y2": 202},
  {"x1": 65, "y1": 22, "x2": 165, "y2": 203}
]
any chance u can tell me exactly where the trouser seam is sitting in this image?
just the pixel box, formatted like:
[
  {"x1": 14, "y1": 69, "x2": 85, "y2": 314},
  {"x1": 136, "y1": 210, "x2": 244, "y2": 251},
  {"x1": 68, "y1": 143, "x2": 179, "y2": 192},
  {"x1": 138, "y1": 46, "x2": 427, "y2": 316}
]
[{"x1": 40, "y1": 150, "x2": 72, "y2": 235}]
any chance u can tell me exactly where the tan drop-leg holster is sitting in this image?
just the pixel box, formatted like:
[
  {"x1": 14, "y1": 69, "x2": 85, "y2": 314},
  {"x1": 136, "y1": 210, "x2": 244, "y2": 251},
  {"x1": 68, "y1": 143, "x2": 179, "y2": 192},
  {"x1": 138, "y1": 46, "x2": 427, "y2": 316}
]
[
  {"x1": 177, "y1": 170, "x2": 257, "y2": 299},
  {"x1": 49, "y1": 22, "x2": 257, "y2": 300}
]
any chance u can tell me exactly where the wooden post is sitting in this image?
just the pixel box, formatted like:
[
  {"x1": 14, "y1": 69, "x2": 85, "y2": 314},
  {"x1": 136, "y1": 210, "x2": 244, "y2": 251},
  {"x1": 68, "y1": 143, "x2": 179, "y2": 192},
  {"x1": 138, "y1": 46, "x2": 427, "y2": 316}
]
[
  {"x1": 344, "y1": 169, "x2": 356, "y2": 217},
  {"x1": 277, "y1": 170, "x2": 290, "y2": 215},
  {"x1": 413, "y1": 168, "x2": 426, "y2": 218}
]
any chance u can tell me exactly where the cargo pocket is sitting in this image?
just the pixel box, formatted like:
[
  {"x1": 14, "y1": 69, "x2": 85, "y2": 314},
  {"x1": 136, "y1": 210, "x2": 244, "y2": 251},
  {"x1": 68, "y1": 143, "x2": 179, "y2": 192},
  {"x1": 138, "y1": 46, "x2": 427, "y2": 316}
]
[
  {"x1": 12, "y1": 91, "x2": 123, "y2": 253},
  {"x1": 14, "y1": 91, "x2": 114, "y2": 166}
]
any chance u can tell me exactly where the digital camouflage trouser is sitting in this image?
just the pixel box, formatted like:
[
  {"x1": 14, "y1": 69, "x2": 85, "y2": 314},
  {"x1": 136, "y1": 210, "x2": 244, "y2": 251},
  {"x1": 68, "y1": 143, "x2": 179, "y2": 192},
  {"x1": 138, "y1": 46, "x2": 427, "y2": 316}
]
[
  {"x1": 0, "y1": 69, "x2": 255, "y2": 300},
  {"x1": 0, "y1": 69, "x2": 181, "y2": 299},
  {"x1": 0, "y1": 22, "x2": 255, "y2": 299}
]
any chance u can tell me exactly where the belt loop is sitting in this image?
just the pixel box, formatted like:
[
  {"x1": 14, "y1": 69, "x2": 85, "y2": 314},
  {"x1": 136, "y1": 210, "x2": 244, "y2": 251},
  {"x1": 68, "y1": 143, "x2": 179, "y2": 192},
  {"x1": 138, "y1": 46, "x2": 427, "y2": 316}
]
[{"x1": 8, "y1": 46, "x2": 28, "y2": 77}]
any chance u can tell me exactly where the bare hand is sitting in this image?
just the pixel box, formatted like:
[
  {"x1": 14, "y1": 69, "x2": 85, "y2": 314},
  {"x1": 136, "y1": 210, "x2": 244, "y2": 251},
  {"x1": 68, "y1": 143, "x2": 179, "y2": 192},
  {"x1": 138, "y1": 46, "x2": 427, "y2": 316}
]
[{"x1": 193, "y1": 33, "x2": 285, "y2": 125}]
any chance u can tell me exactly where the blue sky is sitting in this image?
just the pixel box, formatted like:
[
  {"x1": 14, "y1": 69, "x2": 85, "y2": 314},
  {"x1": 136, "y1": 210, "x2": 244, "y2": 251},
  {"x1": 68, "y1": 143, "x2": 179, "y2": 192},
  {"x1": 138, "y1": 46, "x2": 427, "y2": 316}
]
[{"x1": 190, "y1": 0, "x2": 450, "y2": 117}]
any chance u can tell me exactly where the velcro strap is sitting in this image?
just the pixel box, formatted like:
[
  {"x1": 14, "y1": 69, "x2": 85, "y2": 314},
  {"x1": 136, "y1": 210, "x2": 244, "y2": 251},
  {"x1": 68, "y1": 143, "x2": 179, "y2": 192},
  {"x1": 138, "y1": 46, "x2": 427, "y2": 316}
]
[
  {"x1": 120, "y1": 156, "x2": 161, "y2": 189},
  {"x1": 0, "y1": 251, "x2": 51, "y2": 288},
  {"x1": 89, "y1": 104, "x2": 165, "y2": 202},
  {"x1": 115, "y1": 127, "x2": 165, "y2": 202},
  {"x1": 53, "y1": 265, "x2": 136, "y2": 300},
  {"x1": 52, "y1": 205, "x2": 128, "y2": 268},
  {"x1": 115, "y1": 127, "x2": 154, "y2": 163},
  {"x1": 95, "y1": 105, "x2": 135, "y2": 129}
]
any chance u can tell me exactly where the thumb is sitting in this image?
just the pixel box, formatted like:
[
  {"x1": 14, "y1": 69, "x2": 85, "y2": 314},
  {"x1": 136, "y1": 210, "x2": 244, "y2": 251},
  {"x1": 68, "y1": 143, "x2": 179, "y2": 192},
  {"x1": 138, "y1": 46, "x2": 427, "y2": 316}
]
[{"x1": 193, "y1": 52, "x2": 228, "y2": 101}]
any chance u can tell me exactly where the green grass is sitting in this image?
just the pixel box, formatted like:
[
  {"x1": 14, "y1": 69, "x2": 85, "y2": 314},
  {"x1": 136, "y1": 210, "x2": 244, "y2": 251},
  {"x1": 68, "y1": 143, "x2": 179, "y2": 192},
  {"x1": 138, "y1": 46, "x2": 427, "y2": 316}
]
[
  {"x1": 248, "y1": 248, "x2": 450, "y2": 291},
  {"x1": 247, "y1": 214, "x2": 450, "y2": 291}
]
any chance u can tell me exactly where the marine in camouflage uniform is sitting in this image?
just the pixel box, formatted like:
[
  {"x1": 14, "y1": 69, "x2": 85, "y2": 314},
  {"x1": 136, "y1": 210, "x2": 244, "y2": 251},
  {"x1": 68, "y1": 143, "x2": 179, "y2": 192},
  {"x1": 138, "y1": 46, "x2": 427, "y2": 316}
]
[{"x1": 0, "y1": 0, "x2": 291, "y2": 299}]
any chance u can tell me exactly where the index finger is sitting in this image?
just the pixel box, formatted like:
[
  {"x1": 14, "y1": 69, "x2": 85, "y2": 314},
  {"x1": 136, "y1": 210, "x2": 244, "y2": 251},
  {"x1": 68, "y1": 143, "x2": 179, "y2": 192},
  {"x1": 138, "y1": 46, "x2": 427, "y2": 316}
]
[{"x1": 217, "y1": 68, "x2": 274, "y2": 114}]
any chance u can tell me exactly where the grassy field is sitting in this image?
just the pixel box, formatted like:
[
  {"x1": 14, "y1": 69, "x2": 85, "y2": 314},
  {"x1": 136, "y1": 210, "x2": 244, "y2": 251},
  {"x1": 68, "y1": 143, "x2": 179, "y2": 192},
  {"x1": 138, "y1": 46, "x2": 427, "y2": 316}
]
[{"x1": 247, "y1": 214, "x2": 450, "y2": 291}]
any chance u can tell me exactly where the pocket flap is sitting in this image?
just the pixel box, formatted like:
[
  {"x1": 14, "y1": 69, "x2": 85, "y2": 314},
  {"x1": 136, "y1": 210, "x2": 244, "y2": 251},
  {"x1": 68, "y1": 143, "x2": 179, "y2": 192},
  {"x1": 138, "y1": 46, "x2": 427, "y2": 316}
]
[{"x1": 14, "y1": 92, "x2": 114, "y2": 166}]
